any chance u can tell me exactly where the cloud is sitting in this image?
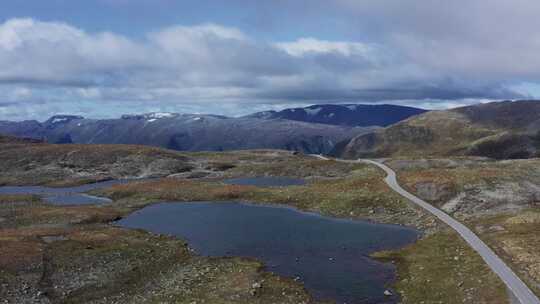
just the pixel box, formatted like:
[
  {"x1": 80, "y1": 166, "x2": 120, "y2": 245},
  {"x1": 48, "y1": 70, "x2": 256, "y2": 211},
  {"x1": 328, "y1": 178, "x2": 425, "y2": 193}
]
[
  {"x1": 0, "y1": 18, "x2": 149, "y2": 87},
  {"x1": 331, "y1": 0, "x2": 540, "y2": 80},
  {"x1": 275, "y1": 38, "x2": 377, "y2": 57},
  {"x1": 0, "y1": 14, "x2": 534, "y2": 120}
]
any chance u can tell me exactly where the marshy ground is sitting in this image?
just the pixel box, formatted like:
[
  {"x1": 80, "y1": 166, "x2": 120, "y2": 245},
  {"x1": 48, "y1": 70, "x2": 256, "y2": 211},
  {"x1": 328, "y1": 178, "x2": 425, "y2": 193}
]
[{"x1": 0, "y1": 141, "x2": 519, "y2": 303}]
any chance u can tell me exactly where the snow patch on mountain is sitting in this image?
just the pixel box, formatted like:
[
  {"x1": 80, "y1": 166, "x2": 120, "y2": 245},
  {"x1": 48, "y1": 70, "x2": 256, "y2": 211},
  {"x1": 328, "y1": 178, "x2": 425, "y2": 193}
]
[
  {"x1": 244, "y1": 104, "x2": 427, "y2": 127},
  {"x1": 147, "y1": 112, "x2": 177, "y2": 119},
  {"x1": 121, "y1": 113, "x2": 179, "y2": 121},
  {"x1": 51, "y1": 118, "x2": 69, "y2": 124},
  {"x1": 45, "y1": 115, "x2": 85, "y2": 125},
  {"x1": 305, "y1": 107, "x2": 322, "y2": 116}
]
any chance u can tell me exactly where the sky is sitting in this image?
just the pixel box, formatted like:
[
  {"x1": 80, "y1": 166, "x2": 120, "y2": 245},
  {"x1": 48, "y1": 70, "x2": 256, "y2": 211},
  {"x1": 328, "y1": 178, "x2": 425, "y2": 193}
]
[{"x1": 1, "y1": 0, "x2": 540, "y2": 120}]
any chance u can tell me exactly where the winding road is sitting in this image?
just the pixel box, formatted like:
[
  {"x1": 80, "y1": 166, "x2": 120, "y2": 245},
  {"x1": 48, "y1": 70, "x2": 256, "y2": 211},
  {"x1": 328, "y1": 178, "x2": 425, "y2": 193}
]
[{"x1": 313, "y1": 155, "x2": 540, "y2": 304}]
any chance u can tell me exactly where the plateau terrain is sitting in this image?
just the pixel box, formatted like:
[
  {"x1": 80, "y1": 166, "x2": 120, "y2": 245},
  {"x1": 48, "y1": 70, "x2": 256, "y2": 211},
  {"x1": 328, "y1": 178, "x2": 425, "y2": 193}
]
[
  {"x1": 0, "y1": 135, "x2": 513, "y2": 303},
  {"x1": 2, "y1": 1, "x2": 540, "y2": 303}
]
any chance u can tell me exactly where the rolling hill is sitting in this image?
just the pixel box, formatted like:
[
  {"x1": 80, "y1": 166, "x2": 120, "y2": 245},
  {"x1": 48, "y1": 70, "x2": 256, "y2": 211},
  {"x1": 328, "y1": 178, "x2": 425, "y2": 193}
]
[
  {"x1": 337, "y1": 100, "x2": 540, "y2": 159},
  {"x1": 0, "y1": 134, "x2": 195, "y2": 185}
]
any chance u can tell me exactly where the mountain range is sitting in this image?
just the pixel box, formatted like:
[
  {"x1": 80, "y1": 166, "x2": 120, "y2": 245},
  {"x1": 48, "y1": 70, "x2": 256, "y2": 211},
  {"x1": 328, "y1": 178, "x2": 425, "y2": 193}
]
[
  {"x1": 5, "y1": 101, "x2": 540, "y2": 159},
  {"x1": 0, "y1": 104, "x2": 424, "y2": 154}
]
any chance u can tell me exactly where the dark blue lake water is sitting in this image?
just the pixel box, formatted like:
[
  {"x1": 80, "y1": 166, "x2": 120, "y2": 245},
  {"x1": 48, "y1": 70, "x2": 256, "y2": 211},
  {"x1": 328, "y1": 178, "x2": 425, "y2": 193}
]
[
  {"x1": 223, "y1": 177, "x2": 306, "y2": 187},
  {"x1": 117, "y1": 201, "x2": 419, "y2": 304},
  {"x1": 0, "y1": 179, "x2": 134, "y2": 205}
]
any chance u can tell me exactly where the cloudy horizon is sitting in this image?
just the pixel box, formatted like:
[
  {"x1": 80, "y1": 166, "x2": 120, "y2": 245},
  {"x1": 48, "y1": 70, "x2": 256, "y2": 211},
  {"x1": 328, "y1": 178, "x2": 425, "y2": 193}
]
[{"x1": 1, "y1": 0, "x2": 540, "y2": 120}]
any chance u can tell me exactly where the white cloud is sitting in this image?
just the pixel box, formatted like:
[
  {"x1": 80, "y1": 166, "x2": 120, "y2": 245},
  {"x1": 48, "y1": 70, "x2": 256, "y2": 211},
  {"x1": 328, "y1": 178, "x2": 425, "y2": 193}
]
[
  {"x1": 76, "y1": 88, "x2": 102, "y2": 99},
  {"x1": 275, "y1": 38, "x2": 376, "y2": 57},
  {"x1": 11, "y1": 87, "x2": 32, "y2": 100},
  {"x1": 332, "y1": 0, "x2": 540, "y2": 79},
  {"x1": 0, "y1": 15, "x2": 534, "y2": 120},
  {"x1": 0, "y1": 18, "x2": 147, "y2": 86},
  {"x1": 0, "y1": 18, "x2": 83, "y2": 50}
]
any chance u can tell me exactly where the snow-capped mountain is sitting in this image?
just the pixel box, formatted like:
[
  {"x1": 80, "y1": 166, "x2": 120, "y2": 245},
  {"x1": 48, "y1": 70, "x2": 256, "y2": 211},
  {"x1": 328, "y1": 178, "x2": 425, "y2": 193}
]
[
  {"x1": 120, "y1": 112, "x2": 180, "y2": 121},
  {"x1": 45, "y1": 115, "x2": 85, "y2": 125},
  {"x1": 0, "y1": 113, "x2": 377, "y2": 154},
  {"x1": 245, "y1": 104, "x2": 427, "y2": 127}
]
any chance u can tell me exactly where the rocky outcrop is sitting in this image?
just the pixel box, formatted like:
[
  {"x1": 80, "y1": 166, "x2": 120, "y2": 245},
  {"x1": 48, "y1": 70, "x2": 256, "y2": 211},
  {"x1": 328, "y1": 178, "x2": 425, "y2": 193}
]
[{"x1": 0, "y1": 139, "x2": 195, "y2": 185}]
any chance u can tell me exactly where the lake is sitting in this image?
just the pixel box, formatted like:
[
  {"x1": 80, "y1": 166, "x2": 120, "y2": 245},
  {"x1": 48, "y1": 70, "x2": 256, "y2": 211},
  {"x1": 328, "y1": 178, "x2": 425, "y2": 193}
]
[
  {"x1": 0, "y1": 179, "x2": 135, "y2": 205},
  {"x1": 117, "y1": 201, "x2": 419, "y2": 304}
]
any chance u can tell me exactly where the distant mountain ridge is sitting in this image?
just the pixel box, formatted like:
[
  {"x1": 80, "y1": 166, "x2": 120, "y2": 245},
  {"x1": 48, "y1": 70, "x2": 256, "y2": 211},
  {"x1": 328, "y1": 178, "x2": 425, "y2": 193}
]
[
  {"x1": 0, "y1": 104, "x2": 427, "y2": 154},
  {"x1": 0, "y1": 112, "x2": 376, "y2": 154},
  {"x1": 337, "y1": 100, "x2": 540, "y2": 159},
  {"x1": 245, "y1": 104, "x2": 427, "y2": 127}
]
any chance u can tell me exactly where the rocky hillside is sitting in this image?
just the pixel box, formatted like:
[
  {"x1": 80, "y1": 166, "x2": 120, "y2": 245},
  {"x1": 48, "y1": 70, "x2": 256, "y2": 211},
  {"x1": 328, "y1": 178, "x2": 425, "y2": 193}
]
[
  {"x1": 246, "y1": 104, "x2": 426, "y2": 127},
  {"x1": 338, "y1": 100, "x2": 540, "y2": 159},
  {"x1": 0, "y1": 113, "x2": 374, "y2": 154},
  {"x1": 384, "y1": 157, "x2": 540, "y2": 294},
  {"x1": 0, "y1": 135, "x2": 194, "y2": 185}
]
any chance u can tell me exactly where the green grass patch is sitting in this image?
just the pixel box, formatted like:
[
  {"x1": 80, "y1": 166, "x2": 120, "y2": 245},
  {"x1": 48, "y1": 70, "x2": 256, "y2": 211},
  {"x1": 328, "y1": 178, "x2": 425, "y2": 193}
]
[{"x1": 372, "y1": 231, "x2": 509, "y2": 304}]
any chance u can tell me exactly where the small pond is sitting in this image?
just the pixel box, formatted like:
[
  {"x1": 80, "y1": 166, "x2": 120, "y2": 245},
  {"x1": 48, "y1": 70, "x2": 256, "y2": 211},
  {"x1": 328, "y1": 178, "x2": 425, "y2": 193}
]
[
  {"x1": 117, "y1": 201, "x2": 419, "y2": 304},
  {"x1": 0, "y1": 179, "x2": 134, "y2": 205},
  {"x1": 223, "y1": 177, "x2": 306, "y2": 187}
]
